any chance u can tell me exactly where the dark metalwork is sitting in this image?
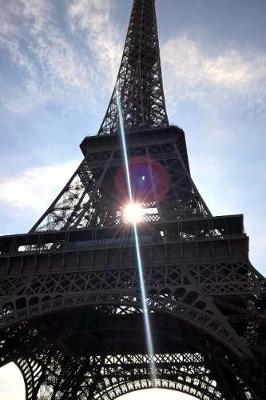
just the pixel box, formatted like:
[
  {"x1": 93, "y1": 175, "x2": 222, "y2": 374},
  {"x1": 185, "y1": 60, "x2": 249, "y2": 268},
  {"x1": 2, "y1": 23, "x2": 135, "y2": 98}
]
[
  {"x1": 0, "y1": 0, "x2": 266, "y2": 399},
  {"x1": 98, "y1": 0, "x2": 169, "y2": 135},
  {"x1": 31, "y1": 127, "x2": 210, "y2": 232}
]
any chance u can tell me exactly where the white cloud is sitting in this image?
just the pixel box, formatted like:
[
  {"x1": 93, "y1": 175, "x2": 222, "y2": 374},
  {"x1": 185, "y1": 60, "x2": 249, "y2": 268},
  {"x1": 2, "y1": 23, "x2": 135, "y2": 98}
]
[
  {"x1": 18, "y1": 0, "x2": 49, "y2": 32},
  {"x1": 162, "y1": 36, "x2": 266, "y2": 109},
  {"x1": 203, "y1": 50, "x2": 253, "y2": 86},
  {"x1": 0, "y1": 160, "x2": 79, "y2": 210},
  {"x1": 0, "y1": 0, "x2": 121, "y2": 114},
  {"x1": 31, "y1": 30, "x2": 92, "y2": 90},
  {"x1": 67, "y1": 0, "x2": 121, "y2": 86},
  {"x1": 0, "y1": 0, "x2": 49, "y2": 70}
]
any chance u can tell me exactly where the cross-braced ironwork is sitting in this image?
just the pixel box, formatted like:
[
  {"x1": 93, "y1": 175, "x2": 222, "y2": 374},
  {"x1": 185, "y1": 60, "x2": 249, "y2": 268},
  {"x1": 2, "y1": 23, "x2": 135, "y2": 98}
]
[
  {"x1": 0, "y1": 0, "x2": 266, "y2": 399},
  {"x1": 98, "y1": 0, "x2": 169, "y2": 135}
]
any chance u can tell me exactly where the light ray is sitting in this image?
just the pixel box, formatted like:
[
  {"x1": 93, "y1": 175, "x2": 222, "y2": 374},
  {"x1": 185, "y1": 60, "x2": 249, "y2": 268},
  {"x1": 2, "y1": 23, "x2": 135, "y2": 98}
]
[{"x1": 116, "y1": 90, "x2": 157, "y2": 384}]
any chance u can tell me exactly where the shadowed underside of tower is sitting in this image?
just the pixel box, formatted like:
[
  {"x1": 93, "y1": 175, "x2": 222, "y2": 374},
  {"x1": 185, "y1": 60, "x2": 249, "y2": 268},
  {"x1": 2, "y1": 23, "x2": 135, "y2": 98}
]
[{"x1": 0, "y1": 1, "x2": 266, "y2": 399}]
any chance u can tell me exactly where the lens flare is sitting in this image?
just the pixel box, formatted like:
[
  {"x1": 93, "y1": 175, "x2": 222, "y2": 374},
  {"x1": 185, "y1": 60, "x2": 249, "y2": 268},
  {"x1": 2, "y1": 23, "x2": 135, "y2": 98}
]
[
  {"x1": 116, "y1": 90, "x2": 157, "y2": 385},
  {"x1": 124, "y1": 202, "x2": 144, "y2": 224},
  {"x1": 115, "y1": 156, "x2": 169, "y2": 204}
]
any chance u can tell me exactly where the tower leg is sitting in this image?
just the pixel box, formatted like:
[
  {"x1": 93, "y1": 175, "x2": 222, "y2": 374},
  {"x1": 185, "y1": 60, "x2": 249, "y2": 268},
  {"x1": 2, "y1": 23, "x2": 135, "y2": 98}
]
[
  {"x1": 212, "y1": 358, "x2": 261, "y2": 400},
  {"x1": 16, "y1": 358, "x2": 45, "y2": 400}
]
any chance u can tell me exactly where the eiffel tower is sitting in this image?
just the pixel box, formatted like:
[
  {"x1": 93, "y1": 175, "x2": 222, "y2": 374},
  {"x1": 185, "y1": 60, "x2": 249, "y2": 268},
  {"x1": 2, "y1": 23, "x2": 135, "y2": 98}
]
[{"x1": 0, "y1": 0, "x2": 266, "y2": 399}]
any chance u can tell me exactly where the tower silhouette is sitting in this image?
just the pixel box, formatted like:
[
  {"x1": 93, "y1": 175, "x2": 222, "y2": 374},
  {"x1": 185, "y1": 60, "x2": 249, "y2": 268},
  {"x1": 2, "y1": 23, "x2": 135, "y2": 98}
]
[{"x1": 0, "y1": 0, "x2": 265, "y2": 399}]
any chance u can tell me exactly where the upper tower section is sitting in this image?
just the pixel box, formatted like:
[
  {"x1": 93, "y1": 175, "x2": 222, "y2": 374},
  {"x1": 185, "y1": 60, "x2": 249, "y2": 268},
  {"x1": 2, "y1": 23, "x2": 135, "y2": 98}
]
[{"x1": 98, "y1": 0, "x2": 169, "y2": 136}]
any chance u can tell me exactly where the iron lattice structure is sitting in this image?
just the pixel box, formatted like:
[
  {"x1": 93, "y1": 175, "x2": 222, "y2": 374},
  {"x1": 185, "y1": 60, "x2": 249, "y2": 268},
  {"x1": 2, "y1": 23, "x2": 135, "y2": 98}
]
[
  {"x1": 0, "y1": 0, "x2": 266, "y2": 399},
  {"x1": 98, "y1": 0, "x2": 169, "y2": 135}
]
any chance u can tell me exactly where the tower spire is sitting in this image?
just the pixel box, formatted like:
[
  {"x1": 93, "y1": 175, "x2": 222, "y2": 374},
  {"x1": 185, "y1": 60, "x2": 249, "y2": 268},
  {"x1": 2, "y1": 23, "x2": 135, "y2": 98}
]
[{"x1": 98, "y1": 0, "x2": 169, "y2": 135}]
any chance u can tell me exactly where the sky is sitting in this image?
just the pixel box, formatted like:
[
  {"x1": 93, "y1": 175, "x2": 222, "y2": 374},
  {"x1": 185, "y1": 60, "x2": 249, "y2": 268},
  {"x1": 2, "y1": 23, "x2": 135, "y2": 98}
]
[{"x1": 0, "y1": 0, "x2": 266, "y2": 398}]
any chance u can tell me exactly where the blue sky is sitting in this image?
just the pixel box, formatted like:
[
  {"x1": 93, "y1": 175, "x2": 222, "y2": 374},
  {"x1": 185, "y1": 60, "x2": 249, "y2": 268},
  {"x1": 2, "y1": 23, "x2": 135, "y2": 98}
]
[{"x1": 0, "y1": 0, "x2": 266, "y2": 399}]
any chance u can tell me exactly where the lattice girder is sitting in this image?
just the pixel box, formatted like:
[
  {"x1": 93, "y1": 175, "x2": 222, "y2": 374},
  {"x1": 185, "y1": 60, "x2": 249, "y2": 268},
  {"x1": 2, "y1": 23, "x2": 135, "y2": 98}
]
[
  {"x1": 98, "y1": 0, "x2": 169, "y2": 135},
  {"x1": 7, "y1": 339, "x2": 258, "y2": 400},
  {"x1": 0, "y1": 296, "x2": 264, "y2": 399},
  {"x1": 0, "y1": 324, "x2": 229, "y2": 400},
  {"x1": 0, "y1": 0, "x2": 265, "y2": 398},
  {"x1": 1, "y1": 213, "x2": 265, "y2": 360},
  {"x1": 16, "y1": 358, "x2": 44, "y2": 400},
  {"x1": 31, "y1": 126, "x2": 210, "y2": 232},
  {"x1": 0, "y1": 257, "x2": 258, "y2": 359}
]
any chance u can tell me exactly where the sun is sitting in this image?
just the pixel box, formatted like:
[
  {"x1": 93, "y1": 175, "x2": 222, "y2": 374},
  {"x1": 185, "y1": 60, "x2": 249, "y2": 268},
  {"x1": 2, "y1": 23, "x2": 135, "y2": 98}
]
[{"x1": 123, "y1": 202, "x2": 144, "y2": 224}]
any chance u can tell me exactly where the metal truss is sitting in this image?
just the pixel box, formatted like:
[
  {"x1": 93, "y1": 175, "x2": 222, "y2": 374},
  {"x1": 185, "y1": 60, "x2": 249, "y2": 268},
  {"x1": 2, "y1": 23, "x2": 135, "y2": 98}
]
[
  {"x1": 16, "y1": 358, "x2": 43, "y2": 400},
  {"x1": 0, "y1": 0, "x2": 266, "y2": 399},
  {"x1": 98, "y1": 0, "x2": 169, "y2": 135},
  {"x1": 30, "y1": 127, "x2": 210, "y2": 232},
  {"x1": 10, "y1": 352, "x2": 226, "y2": 400},
  {"x1": 1, "y1": 226, "x2": 266, "y2": 365},
  {"x1": 0, "y1": 211, "x2": 266, "y2": 363},
  {"x1": 0, "y1": 314, "x2": 261, "y2": 400}
]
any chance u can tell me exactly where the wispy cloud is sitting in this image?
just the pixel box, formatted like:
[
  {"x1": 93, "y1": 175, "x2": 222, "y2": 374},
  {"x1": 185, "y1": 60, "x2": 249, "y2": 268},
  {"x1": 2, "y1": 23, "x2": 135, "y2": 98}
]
[
  {"x1": 0, "y1": 160, "x2": 79, "y2": 210},
  {"x1": 0, "y1": 0, "x2": 121, "y2": 115},
  {"x1": 67, "y1": 0, "x2": 122, "y2": 85},
  {"x1": 162, "y1": 35, "x2": 266, "y2": 111}
]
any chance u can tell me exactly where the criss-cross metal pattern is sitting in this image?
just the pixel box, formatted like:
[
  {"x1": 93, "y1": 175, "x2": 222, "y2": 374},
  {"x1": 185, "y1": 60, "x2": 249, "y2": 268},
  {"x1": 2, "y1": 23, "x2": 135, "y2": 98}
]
[
  {"x1": 15, "y1": 352, "x2": 226, "y2": 400},
  {"x1": 98, "y1": 0, "x2": 169, "y2": 135},
  {"x1": 0, "y1": 1, "x2": 266, "y2": 399},
  {"x1": 30, "y1": 127, "x2": 210, "y2": 232}
]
